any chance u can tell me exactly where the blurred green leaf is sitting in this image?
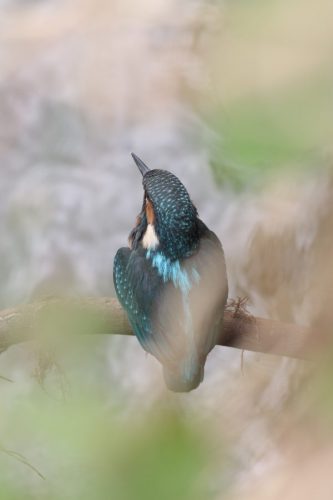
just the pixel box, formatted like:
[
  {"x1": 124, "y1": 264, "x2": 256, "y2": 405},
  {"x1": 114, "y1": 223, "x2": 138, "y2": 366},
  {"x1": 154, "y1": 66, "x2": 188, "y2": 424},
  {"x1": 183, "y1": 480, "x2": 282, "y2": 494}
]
[
  {"x1": 0, "y1": 391, "x2": 218, "y2": 500},
  {"x1": 207, "y1": 71, "x2": 333, "y2": 187},
  {"x1": 106, "y1": 412, "x2": 210, "y2": 500}
]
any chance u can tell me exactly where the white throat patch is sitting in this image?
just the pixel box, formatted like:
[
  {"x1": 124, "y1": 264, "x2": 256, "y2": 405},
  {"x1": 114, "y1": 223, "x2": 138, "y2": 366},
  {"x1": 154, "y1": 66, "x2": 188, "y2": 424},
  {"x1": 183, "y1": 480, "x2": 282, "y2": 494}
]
[{"x1": 142, "y1": 224, "x2": 159, "y2": 250}]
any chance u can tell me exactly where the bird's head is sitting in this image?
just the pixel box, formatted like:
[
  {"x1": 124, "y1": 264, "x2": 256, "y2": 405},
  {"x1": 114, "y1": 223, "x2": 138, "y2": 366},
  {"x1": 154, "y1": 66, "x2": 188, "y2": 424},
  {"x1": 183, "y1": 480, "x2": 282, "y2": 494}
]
[{"x1": 128, "y1": 153, "x2": 200, "y2": 260}]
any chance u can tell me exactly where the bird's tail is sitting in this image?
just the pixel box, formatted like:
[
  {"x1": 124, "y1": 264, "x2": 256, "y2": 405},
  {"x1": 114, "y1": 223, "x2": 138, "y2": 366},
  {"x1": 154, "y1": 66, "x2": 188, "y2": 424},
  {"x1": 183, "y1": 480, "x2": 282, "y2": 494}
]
[{"x1": 163, "y1": 356, "x2": 205, "y2": 393}]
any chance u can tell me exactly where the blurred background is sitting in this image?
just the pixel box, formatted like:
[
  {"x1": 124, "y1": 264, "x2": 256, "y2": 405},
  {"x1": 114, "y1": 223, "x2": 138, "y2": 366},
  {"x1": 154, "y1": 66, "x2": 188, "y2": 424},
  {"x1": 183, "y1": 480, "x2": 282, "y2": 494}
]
[{"x1": 0, "y1": 0, "x2": 333, "y2": 498}]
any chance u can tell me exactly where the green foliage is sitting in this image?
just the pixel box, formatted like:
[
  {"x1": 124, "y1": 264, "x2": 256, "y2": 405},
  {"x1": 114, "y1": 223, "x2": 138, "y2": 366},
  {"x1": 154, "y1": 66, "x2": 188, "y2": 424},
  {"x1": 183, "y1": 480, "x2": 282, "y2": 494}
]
[
  {"x1": 207, "y1": 72, "x2": 333, "y2": 188},
  {"x1": 103, "y1": 412, "x2": 209, "y2": 500},
  {"x1": 0, "y1": 390, "x2": 215, "y2": 500}
]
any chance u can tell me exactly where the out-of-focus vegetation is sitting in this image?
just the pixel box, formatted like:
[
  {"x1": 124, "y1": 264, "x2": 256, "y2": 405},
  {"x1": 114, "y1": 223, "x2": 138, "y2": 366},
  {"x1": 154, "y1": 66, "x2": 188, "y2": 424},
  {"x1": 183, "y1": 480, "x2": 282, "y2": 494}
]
[
  {"x1": 209, "y1": 73, "x2": 332, "y2": 186},
  {"x1": 200, "y1": 0, "x2": 333, "y2": 187},
  {"x1": 0, "y1": 0, "x2": 333, "y2": 499},
  {"x1": 0, "y1": 394, "x2": 213, "y2": 500}
]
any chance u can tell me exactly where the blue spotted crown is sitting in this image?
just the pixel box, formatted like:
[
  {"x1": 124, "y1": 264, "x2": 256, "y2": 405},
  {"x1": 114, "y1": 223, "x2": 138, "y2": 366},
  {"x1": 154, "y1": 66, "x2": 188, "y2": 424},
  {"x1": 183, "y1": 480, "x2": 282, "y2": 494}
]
[{"x1": 143, "y1": 170, "x2": 199, "y2": 260}]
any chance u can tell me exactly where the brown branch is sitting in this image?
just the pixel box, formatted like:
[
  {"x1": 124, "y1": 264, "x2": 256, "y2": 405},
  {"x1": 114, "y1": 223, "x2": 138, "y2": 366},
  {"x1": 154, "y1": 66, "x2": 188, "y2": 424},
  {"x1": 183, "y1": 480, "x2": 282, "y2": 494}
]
[{"x1": 0, "y1": 297, "x2": 318, "y2": 359}]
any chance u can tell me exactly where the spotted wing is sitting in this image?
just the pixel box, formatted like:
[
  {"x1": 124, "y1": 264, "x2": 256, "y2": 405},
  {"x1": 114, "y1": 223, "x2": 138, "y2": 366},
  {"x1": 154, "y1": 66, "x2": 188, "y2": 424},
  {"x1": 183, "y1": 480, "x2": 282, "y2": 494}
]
[{"x1": 113, "y1": 247, "x2": 169, "y2": 361}]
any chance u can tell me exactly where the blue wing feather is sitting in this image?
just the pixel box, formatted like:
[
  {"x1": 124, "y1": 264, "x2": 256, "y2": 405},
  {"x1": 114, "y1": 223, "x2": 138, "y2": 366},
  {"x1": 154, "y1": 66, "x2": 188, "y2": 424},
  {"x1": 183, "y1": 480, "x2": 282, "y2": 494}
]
[{"x1": 113, "y1": 247, "x2": 170, "y2": 361}]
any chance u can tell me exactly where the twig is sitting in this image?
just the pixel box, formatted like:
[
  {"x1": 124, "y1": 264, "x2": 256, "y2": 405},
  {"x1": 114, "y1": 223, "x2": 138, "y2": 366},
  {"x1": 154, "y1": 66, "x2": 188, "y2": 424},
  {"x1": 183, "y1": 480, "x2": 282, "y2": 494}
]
[{"x1": 0, "y1": 446, "x2": 45, "y2": 480}]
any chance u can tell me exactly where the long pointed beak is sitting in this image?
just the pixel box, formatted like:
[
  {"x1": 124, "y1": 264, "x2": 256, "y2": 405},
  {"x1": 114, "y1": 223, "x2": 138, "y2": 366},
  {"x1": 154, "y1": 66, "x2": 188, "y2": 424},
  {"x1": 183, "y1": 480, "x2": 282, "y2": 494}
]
[{"x1": 131, "y1": 153, "x2": 150, "y2": 176}]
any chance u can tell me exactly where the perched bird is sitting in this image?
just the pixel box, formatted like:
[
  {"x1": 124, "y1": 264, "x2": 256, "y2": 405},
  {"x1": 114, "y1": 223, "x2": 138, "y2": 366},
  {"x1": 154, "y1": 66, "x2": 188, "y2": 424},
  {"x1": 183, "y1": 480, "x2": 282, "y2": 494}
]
[{"x1": 113, "y1": 154, "x2": 228, "y2": 392}]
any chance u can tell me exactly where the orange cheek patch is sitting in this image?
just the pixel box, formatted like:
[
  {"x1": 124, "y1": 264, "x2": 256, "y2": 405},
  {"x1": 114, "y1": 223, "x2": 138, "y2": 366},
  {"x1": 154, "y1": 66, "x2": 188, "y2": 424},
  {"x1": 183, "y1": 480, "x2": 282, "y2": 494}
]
[
  {"x1": 128, "y1": 215, "x2": 142, "y2": 248},
  {"x1": 146, "y1": 199, "x2": 155, "y2": 225}
]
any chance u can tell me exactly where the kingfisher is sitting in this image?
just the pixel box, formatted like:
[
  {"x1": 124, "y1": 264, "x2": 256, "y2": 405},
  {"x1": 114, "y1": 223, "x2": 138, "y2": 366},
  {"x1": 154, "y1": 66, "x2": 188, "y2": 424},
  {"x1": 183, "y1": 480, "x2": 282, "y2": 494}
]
[{"x1": 113, "y1": 154, "x2": 228, "y2": 392}]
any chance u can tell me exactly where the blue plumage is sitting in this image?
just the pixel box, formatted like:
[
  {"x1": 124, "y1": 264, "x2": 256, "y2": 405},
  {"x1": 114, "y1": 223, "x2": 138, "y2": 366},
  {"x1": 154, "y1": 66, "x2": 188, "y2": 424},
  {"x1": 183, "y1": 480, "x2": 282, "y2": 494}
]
[{"x1": 113, "y1": 154, "x2": 228, "y2": 392}]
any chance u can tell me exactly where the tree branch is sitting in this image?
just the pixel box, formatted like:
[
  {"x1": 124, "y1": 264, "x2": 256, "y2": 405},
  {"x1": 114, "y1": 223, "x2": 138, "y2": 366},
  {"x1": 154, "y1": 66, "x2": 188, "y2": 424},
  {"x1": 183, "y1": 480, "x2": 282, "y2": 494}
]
[{"x1": 0, "y1": 297, "x2": 317, "y2": 359}]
